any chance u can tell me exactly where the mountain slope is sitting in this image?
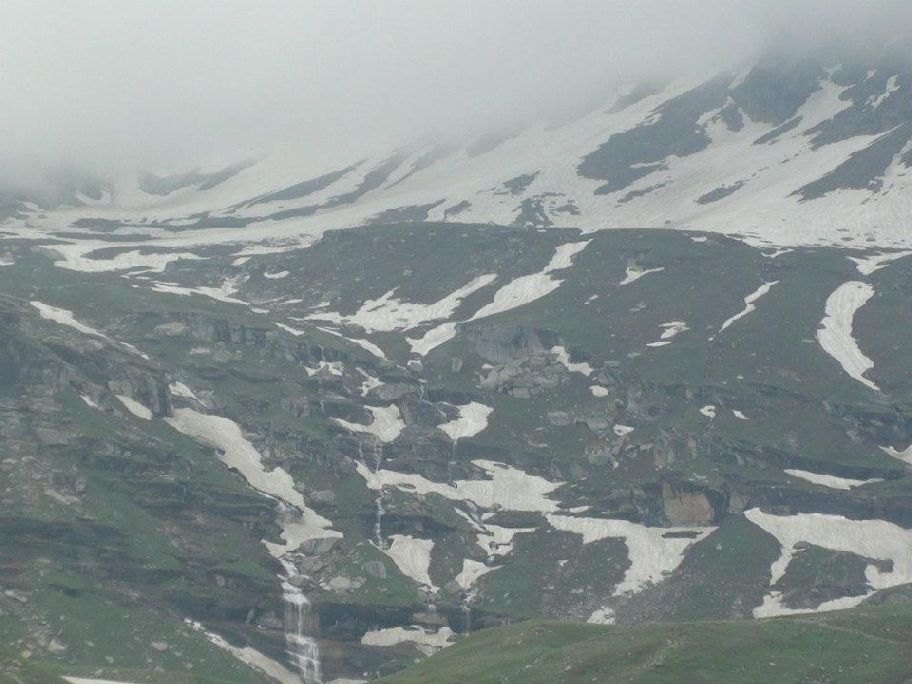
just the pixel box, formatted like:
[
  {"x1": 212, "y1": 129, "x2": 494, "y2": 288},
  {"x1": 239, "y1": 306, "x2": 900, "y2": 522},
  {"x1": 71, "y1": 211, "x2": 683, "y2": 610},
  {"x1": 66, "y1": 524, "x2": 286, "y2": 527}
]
[
  {"x1": 3, "y1": 47, "x2": 912, "y2": 684},
  {"x1": 379, "y1": 606, "x2": 912, "y2": 684}
]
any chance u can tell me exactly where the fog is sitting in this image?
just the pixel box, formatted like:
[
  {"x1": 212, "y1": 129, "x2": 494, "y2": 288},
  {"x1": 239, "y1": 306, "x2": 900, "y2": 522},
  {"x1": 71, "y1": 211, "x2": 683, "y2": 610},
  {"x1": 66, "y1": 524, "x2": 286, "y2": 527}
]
[{"x1": 1, "y1": 0, "x2": 910, "y2": 186}]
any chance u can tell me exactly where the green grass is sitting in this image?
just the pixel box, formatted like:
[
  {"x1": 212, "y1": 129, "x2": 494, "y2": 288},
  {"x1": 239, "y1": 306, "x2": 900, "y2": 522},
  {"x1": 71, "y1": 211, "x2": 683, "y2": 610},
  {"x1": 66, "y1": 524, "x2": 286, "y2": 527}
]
[{"x1": 381, "y1": 604, "x2": 912, "y2": 683}]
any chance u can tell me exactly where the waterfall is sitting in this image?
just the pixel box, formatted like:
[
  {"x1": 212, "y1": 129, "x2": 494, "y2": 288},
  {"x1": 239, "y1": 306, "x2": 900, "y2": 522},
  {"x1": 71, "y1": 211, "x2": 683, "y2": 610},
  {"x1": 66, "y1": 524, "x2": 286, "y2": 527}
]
[
  {"x1": 372, "y1": 439, "x2": 386, "y2": 549},
  {"x1": 280, "y1": 558, "x2": 323, "y2": 684}
]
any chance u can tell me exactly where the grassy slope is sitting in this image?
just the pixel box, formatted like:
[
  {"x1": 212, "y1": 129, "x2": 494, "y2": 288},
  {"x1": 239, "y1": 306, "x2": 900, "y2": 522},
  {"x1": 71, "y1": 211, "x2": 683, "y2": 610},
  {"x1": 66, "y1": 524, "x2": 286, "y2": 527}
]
[{"x1": 380, "y1": 605, "x2": 912, "y2": 684}]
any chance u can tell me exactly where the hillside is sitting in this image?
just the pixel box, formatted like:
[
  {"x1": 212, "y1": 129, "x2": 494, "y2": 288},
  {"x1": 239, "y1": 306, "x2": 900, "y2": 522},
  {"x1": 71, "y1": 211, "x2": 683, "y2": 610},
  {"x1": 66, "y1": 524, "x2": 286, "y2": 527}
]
[{"x1": 380, "y1": 606, "x2": 912, "y2": 684}]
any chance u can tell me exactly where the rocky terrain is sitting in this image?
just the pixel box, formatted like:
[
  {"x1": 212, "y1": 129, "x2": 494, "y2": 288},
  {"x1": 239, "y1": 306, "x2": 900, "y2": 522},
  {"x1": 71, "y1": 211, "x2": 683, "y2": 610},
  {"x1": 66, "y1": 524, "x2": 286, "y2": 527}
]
[{"x1": 2, "y1": 49, "x2": 912, "y2": 684}]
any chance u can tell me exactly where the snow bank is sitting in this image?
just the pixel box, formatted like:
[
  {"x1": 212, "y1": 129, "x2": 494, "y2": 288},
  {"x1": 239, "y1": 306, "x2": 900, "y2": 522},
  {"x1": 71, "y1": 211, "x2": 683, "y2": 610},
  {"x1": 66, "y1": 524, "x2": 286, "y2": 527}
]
[
  {"x1": 166, "y1": 409, "x2": 339, "y2": 555},
  {"x1": 619, "y1": 265, "x2": 664, "y2": 286},
  {"x1": 817, "y1": 281, "x2": 879, "y2": 391},
  {"x1": 881, "y1": 443, "x2": 912, "y2": 465},
  {"x1": 784, "y1": 469, "x2": 883, "y2": 490},
  {"x1": 849, "y1": 250, "x2": 912, "y2": 275},
  {"x1": 646, "y1": 321, "x2": 688, "y2": 347},
  {"x1": 185, "y1": 619, "x2": 301, "y2": 684},
  {"x1": 31, "y1": 301, "x2": 105, "y2": 338},
  {"x1": 358, "y1": 459, "x2": 563, "y2": 513},
  {"x1": 334, "y1": 404, "x2": 404, "y2": 442},
  {"x1": 468, "y1": 241, "x2": 590, "y2": 320},
  {"x1": 547, "y1": 514, "x2": 714, "y2": 595},
  {"x1": 718, "y1": 281, "x2": 778, "y2": 333},
  {"x1": 408, "y1": 241, "x2": 590, "y2": 355},
  {"x1": 437, "y1": 401, "x2": 493, "y2": 440},
  {"x1": 454, "y1": 559, "x2": 497, "y2": 590},
  {"x1": 551, "y1": 345, "x2": 593, "y2": 376},
  {"x1": 361, "y1": 625, "x2": 454, "y2": 654},
  {"x1": 745, "y1": 508, "x2": 912, "y2": 617},
  {"x1": 167, "y1": 408, "x2": 306, "y2": 508},
  {"x1": 116, "y1": 395, "x2": 152, "y2": 420},
  {"x1": 306, "y1": 274, "x2": 496, "y2": 332},
  {"x1": 384, "y1": 535, "x2": 436, "y2": 590}
]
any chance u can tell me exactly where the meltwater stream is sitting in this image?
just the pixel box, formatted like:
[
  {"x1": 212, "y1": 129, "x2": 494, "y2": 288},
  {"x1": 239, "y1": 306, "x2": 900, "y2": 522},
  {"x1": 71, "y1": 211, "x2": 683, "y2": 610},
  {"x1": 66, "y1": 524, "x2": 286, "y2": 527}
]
[{"x1": 281, "y1": 558, "x2": 323, "y2": 683}]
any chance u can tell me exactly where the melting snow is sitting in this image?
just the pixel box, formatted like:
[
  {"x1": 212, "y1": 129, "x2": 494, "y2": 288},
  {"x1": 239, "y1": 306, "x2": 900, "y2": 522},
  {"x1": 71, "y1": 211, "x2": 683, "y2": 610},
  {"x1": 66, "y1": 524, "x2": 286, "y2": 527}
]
[
  {"x1": 816, "y1": 281, "x2": 879, "y2": 391},
  {"x1": 166, "y1": 409, "x2": 339, "y2": 555},
  {"x1": 784, "y1": 469, "x2": 883, "y2": 490},
  {"x1": 31, "y1": 301, "x2": 104, "y2": 338},
  {"x1": 333, "y1": 405, "x2": 404, "y2": 442},
  {"x1": 170, "y1": 381, "x2": 200, "y2": 401},
  {"x1": 264, "y1": 270, "x2": 290, "y2": 279},
  {"x1": 116, "y1": 395, "x2": 152, "y2": 420},
  {"x1": 437, "y1": 401, "x2": 493, "y2": 440},
  {"x1": 619, "y1": 265, "x2": 664, "y2": 286},
  {"x1": 185, "y1": 619, "x2": 301, "y2": 684},
  {"x1": 454, "y1": 558, "x2": 497, "y2": 590},
  {"x1": 306, "y1": 274, "x2": 496, "y2": 332},
  {"x1": 849, "y1": 250, "x2": 912, "y2": 275},
  {"x1": 881, "y1": 444, "x2": 912, "y2": 465},
  {"x1": 646, "y1": 321, "x2": 688, "y2": 347},
  {"x1": 718, "y1": 281, "x2": 778, "y2": 333},
  {"x1": 551, "y1": 345, "x2": 593, "y2": 376},
  {"x1": 357, "y1": 459, "x2": 563, "y2": 513},
  {"x1": 468, "y1": 241, "x2": 590, "y2": 320},
  {"x1": 699, "y1": 405, "x2": 717, "y2": 419},
  {"x1": 384, "y1": 535, "x2": 436, "y2": 590},
  {"x1": 745, "y1": 509, "x2": 912, "y2": 617},
  {"x1": 409, "y1": 241, "x2": 590, "y2": 355},
  {"x1": 613, "y1": 424, "x2": 635, "y2": 437},
  {"x1": 360, "y1": 625, "x2": 454, "y2": 654},
  {"x1": 547, "y1": 515, "x2": 714, "y2": 595},
  {"x1": 476, "y1": 525, "x2": 535, "y2": 557},
  {"x1": 357, "y1": 368, "x2": 382, "y2": 396},
  {"x1": 587, "y1": 607, "x2": 616, "y2": 625},
  {"x1": 590, "y1": 385, "x2": 610, "y2": 397}
]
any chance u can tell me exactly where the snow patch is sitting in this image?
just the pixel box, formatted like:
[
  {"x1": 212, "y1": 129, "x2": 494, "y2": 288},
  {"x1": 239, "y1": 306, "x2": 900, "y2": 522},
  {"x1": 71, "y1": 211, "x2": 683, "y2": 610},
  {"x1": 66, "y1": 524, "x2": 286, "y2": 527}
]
[
  {"x1": 437, "y1": 401, "x2": 493, "y2": 440},
  {"x1": 116, "y1": 395, "x2": 152, "y2": 420},
  {"x1": 384, "y1": 535, "x2": 436, "y2": 590},
  {"x1": 333, "y1": 405, "x2": 404, "y2": 443},
  {"x1": 587, "y1": 607, "x2": 616, "y2": 625},
  {"x1": 647, "y1": 321, "x2": 688, "y2": 347},
  {"x1": 547, "y1": 514, "x2": 714, "y2": 595},
  {"x1": 718, "y1": 281, "x2": 778, "y2": 333},
  {"x1": 361, "y1": 625, "x2": 454, "y2": 655},
  {"x1": 619, "y1": 265, "x2": 664, "y2": 286},
  {"x1": 306, "y1": 274, "x2": 496, "y2": 332},
  {"x1": 454, "y1": 559, "x2": 497, "y2": 590},
  {"x1": 551, "y1": 345, "x2": 593, "y2": 376},
  {"x1": 881, "y1": 444, "x2": 912, "y2": 465},
  {"x1": 357, "y1": 459, "x2": 563, "y2": 514},
  {"x1": 745, "y1": 508, "x2": 912, "y2": 617},
  {"x1": 784, "y1": 469, "x2": 883, "y2": 490},
  {"x1": 816, "y1": 281, "x2": 879, "y2": 391},
  {"x1": 849, "y1": 250, "x2": 912, "y2": 275}
]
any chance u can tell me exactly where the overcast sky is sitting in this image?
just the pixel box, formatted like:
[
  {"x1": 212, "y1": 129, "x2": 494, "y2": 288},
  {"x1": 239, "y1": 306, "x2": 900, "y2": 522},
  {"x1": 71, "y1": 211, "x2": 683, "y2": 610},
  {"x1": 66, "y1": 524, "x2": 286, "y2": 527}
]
[{"x1": 1, "y1": 0, "x2": 909, "y2": 182}]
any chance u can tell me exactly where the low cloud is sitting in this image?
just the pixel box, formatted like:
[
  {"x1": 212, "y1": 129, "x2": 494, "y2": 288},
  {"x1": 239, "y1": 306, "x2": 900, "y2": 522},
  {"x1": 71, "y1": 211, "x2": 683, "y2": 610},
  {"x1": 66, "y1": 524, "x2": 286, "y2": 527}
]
[{"x1": 1, "y1": 0, "x2": 909, "y2": 188}]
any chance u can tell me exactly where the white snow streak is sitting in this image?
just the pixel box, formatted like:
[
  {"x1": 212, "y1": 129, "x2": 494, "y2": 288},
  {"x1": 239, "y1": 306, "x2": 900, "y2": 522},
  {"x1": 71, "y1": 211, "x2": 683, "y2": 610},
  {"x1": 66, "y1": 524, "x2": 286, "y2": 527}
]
[
  {"x1": 718, "y1": 281, "x2": 778, "y2": 333},
  {"x1": 784, "y1": 469, "x2": 883, "y2": 491},
  {"x1": 816, "y1": 281, "x2": 879, "y2": 391},
  {"x1": 437, "y1": 402, "x2": 493, "y2": 440}
]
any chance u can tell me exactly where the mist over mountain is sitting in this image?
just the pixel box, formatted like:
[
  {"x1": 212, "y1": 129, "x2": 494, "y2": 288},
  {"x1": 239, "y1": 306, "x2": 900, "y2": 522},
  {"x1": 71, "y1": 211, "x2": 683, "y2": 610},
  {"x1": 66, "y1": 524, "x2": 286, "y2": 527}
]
[{"x1": 3, "y1": 3, "x2": 912, "y2": 684}]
